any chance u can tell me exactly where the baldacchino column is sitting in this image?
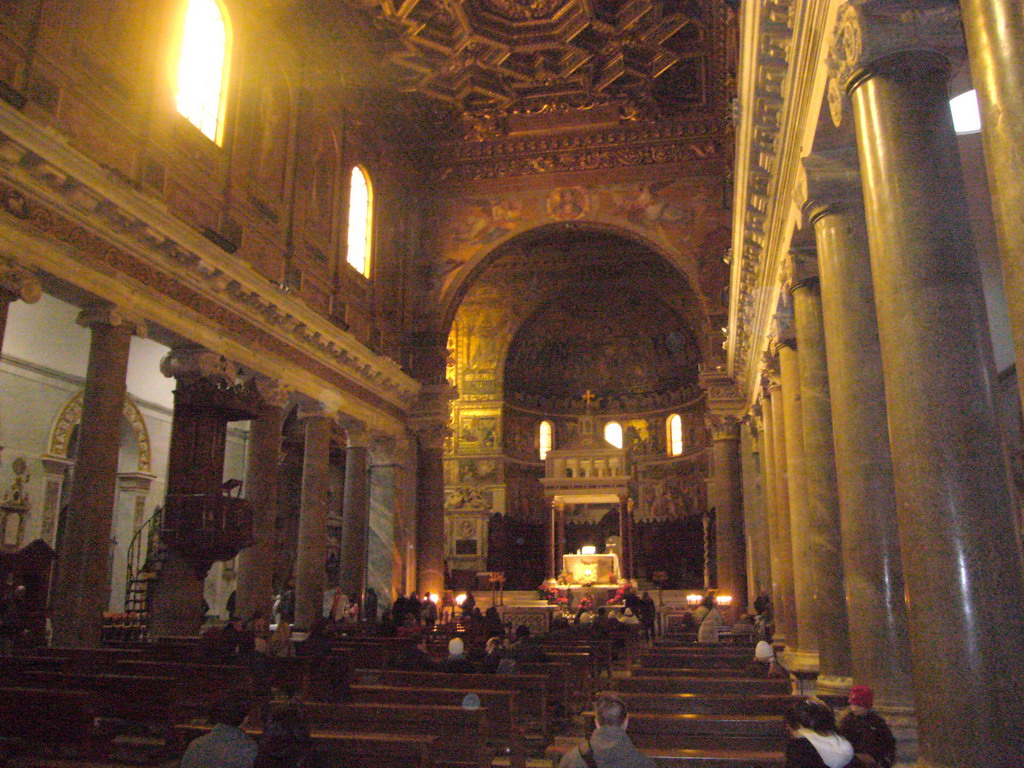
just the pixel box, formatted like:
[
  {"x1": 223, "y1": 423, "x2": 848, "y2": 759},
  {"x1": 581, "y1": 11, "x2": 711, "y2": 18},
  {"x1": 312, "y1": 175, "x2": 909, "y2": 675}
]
[
  {"x1": 830, "y1": 3, "x2": 1024, "y2": 764},
  {"x1": 52, "y1": 306, "x2": 145, "y2": 647}
]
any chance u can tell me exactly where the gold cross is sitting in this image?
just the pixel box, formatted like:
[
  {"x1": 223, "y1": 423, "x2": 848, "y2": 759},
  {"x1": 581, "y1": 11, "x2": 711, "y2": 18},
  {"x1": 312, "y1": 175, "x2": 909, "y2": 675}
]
[{"x1": 583, "y1": 389, "x2": 595, "y2": 407}]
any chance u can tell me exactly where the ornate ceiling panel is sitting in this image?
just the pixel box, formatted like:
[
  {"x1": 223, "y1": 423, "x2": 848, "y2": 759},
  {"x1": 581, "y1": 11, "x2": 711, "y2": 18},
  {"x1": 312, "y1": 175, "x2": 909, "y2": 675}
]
[{"x1": 362, "y1": 0, "x2": 716, "y2": 119}]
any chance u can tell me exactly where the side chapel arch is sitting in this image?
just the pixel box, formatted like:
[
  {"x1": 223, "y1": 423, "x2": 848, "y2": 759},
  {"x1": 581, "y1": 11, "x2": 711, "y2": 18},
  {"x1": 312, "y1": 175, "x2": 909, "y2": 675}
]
[{"x1": 46, "y1": 391, "x2": 153, "y2": 474}]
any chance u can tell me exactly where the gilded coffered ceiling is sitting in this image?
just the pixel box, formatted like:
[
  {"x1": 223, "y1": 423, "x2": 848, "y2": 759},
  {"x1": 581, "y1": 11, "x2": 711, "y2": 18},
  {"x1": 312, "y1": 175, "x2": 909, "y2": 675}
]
[{"x1": 344, "y1": 0, "x2": 729, "y2": 132}]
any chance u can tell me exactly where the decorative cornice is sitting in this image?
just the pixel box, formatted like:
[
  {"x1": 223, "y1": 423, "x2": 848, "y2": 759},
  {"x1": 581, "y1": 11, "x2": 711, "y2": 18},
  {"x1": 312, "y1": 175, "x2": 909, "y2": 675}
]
[
  {"x1": 827, "y1": 1, "x2": 963, "y2": 127},
  {"x1": 726, "y1": 0, "x2": 838, "y2": 407},
  {"x1": 0, "y1": 103, "x2": 420, "y2": 434},
  {"x1": 432, "y1": 124, "x2": 728, "y2": 182}
]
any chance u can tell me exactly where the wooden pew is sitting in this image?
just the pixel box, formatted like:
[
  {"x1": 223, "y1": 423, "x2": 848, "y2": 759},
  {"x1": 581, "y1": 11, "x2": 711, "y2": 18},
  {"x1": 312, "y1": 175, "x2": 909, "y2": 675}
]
[
  {"x1": 611, "y1": 675, "x2": 791, "y2": 696},
  {"x1": 176, "y1": 723, "x2": 436, "y2": 768},
  {"x1": 302, "y1": 701, "x2": 491, "y2": 768},
  {"x1": 0, "y1": 670, "x2": 181, "y2": 730},
  {"x1": 350, "y1": 684, "x2": 525, "y2": 768},
  {"x1": 583, "y1": 710, "x2": 785, "y2": 751},
  {"x1": 544, "y1": 737, "x2": 784, "y2": 768},
  {"x1": 611, "y1": 691, "x2": 802, "y2": 717},
  {"x1": 382, "y1": 670, "x2": 550, "y2": 743},
  {"x1": 0, "y1": 686, "x2": 107, "y2": 760}
]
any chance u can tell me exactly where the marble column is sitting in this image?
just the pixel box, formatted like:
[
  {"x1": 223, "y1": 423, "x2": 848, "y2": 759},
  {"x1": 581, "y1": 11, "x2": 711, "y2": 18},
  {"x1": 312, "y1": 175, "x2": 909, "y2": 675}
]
[
  {"x1": 755, "y1": 402, "x2": 777, "y2": 610},
  {"x1": 367, "y1": 436, "x2": 403, "y2": 613},
  {"x1": 235, "y1": 378, "x2": 287, "y2": 624},
  {"x1": 960, "y1": 0, "x2": 1024, "y2": 411},
  {"x1": 778, "y1": 336, "x2": 815, "y2": 660},
  {"x1": 546, "y1": 499, "x2": 557, "y2": 580},
  {"x1": 413, "y1": 422, "x2": 446, "y2": 598},
  {"x1": 339, "y1": 422, "x2": 370, "y2": 604},
  {"x1": 804, "y1": 153, "x2": 914, "y2": 713},
  {"x1": 707, "y1": 415, "x2": 746, "y2": 612},
  {"x1": 295, "y1": 411, "x2": 331, "y2": 629},
  {"x1": 765, "y1": 367, "x2": 797, "y2": 648},
  {"x1": 836, "y1": 10, "x2": 1024, "y2": 762},
  {"x1": 741, "y1": 417, "x2": 769, "y2": 606},
  {"x1": 789, "y1": 253, "x2": 852, "y2": 690},
  {"x1": 52, "y1": 306, "x2": 144, "y2": 648}
]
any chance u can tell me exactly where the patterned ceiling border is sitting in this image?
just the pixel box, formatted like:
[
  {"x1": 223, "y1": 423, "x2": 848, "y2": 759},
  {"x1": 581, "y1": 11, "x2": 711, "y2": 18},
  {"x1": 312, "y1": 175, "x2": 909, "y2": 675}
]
[{"x1": 0, "y1": 104, "x2": 420, "y2": 432}]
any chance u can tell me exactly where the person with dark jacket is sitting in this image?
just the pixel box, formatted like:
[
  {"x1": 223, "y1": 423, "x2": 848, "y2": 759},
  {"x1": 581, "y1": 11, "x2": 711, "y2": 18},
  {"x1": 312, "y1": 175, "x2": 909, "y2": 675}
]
[
  {"x1": 509, "y1": 624, "x2": 548, "y2": 663},
  {"x1": 784, "y1": 698, "x2": 854, "y2": 768},
  {"x1": 441, "y1": 636, "x2": 475, "y2": 673},
  {"x1": 838, "y1": 686, "x2": 896, "y2": 768},
  {"x1": 558, "y1": 692, "x2": 655, "y2": 768}
]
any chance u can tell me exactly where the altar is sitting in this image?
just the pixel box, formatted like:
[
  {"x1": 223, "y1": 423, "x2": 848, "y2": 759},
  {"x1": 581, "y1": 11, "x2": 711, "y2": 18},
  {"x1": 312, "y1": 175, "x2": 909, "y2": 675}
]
[{"x1": 562, "y1": 552, "x2": 620, "y2": 586}]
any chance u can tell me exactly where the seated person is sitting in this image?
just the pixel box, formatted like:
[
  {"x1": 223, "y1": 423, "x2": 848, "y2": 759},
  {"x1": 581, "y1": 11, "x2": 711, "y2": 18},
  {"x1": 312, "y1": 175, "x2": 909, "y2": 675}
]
[
  {"x1": 181, "y1": 691, "x2": 257, "y2": 768},
  {"x1": 558, "y1": 692, "x2": 655, "y2": 768},
  {"x1": 509, "y1": 624, "x2": 548, "y2": 663},
  {"x1": 838, "y1": 685, "x2": 896, "y2": 768},
  {"x1": 441, "y1": 636, "x2": 475, "y2": 673},
  {"x1": 784, "y1": 698, "x2": 854, "y2": 768},
  {"x1": 391, "y1": 631, "x2": 436, "y2": 671}
]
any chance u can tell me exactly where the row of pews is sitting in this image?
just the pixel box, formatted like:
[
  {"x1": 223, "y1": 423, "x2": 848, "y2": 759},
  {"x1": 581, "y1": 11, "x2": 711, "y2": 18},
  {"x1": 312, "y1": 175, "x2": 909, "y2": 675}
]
[
  {"x1": 0, "y1": 628, "x2": 629, "y2": 768},
  {"x1": 547, "y1": 638, "x2": 797, "y2": 767}
]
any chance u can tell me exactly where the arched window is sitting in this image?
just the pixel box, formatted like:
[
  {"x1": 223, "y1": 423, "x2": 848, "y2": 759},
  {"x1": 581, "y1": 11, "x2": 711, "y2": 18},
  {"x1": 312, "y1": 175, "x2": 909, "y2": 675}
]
[
  {"x1": 536, "y1": 423, "x2": 552, "y2": 460},
  {"x1": 604, "y1": 421, "x2": 622, "y2": 449},
  {"x1": 175, "y1": 0, "x2": 231, "y2": 144},
  {"x1": 667, "y1": 413, "x2": 683, "y2": 456},
  {"x1": 346, "y1": 166, "x2": 372, "y2": 277}
]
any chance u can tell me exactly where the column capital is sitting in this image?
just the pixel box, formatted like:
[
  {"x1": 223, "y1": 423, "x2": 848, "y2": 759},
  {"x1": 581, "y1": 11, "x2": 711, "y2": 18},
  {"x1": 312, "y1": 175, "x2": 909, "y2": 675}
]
[
  {"x1": 0, "y1": 257, "x2": 41, "y2": 304},
  {"x1": 762, "y1": 351, "x2": 782, "y2": 393},
  {"x1": 77, "y1": 304, "x2": 147, "y2": 337},
  {"x1": 409, "y1": 382, "x2": 457, "y2": 445},
  {"x1": 370, "y1": 432, "x2": 413, "y2": 465},
  {"x1": 827, "y1": 1, "x2": 963, "y2": 127},
  {"x1": 698, "y1": 364, "x2": 745, "y2": 414},
  {"x1": 410, "y1": 421, "x2": 450, "y2": 451},
  {"x1": 784, "y1": 249, "x2": 820, "y2": 294},
  {"x1": 705, "y1": 414, "x2": 742, "y2": 442},
  {"x1": 249, "y1": 375, "x2": 290, "y2": 410},
  {"x1": 771, "y1": 299, "x2": 797, "y2": 350},
  {"x1": 159, "y1": 345, "x2": 235, "y2": 383},
  {"x1": 801, "y1": 149, "x2": 864, "y2": 224},
  {"x1": 337, "y1": 416, "x2": 370, "y2": 448}
]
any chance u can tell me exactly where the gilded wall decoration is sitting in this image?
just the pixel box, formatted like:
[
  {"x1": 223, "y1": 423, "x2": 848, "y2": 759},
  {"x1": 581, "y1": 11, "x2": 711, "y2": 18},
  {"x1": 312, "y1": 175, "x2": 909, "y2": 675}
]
[
  {"x1": 445, "y1": 487, "x2": 494, "y2": 512},
  {"x1": 47, "y1": 391, "x2": 153, "y2": 475},
  {"x1": 458, "y1": 458, "x2": 501, "y2": 484},
  {"x1": 457, "y1": 412, "x2": 500, "y2": 453},
  {"x1": 546, "y1": 187, "x2": 589, "y2": 221}
]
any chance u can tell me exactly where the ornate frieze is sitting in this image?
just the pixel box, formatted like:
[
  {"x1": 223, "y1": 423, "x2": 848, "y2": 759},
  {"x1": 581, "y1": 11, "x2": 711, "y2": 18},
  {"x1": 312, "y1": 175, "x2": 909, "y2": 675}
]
[
  {"x1": 0, "y1": 104, "x2": 419, "y2": 433},
  {"x1": 726, "y1": 0, "x2": 838, "y2": 405}
]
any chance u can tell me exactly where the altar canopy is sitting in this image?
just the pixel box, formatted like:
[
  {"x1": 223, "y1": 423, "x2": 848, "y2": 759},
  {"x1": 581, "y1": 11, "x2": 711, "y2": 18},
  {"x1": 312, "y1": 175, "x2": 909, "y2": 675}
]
[{"x1": 540, "y1": 395, "x2": 633, "y2": 579}]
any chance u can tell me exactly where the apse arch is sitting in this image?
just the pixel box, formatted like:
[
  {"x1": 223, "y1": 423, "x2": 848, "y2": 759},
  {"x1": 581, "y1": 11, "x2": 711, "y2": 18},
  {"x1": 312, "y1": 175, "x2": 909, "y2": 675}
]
[{"x1": 439, "y1": 221, "x2": 711, "y2": 340}]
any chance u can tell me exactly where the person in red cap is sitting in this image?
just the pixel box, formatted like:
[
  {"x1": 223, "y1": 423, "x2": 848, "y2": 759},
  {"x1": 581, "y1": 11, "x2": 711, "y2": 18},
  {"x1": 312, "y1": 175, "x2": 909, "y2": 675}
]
[{"x1": 838, "y1": 685, "x2": 896, "y2": 768}]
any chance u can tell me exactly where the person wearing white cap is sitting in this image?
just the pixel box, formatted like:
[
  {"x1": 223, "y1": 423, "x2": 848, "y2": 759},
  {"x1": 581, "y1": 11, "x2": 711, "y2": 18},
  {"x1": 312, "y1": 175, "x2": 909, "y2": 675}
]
[{"x1": 442, "y1": 636, "x2": 475, "y2": 673}]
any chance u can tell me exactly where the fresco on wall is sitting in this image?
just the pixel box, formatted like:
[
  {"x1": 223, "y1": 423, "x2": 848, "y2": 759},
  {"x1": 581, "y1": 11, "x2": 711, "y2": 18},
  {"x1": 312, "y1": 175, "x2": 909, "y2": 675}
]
[
  {"x1": 250, "y1": 79, "x2": 293, "y2": 205},
  {"x1": 636, "y1": 456, "x2": 707, "y2": 522},
  {"x1": 429, "y1": 176, "x2": 730, "y2": 305},
  {"x1": 458, "y1": 458, "x2": 500, "y2": 484}
]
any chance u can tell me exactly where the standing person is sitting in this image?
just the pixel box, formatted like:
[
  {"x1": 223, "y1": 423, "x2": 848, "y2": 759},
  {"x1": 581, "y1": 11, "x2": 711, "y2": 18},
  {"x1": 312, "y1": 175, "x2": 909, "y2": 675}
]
[
  {"x1": 838, "y1": 685, "x2": 897, "y2": 768},
  {"x1": 783, "y1": 698, "x2": 854, "y2": 768},
  {"x1": 638, "y1": 591, "x2": 657, "y2": 642},
  {"x1": 0, "y1": 584, "x2": 27, "y2": 654},
  {"x1": 558, "y1": 692, "x2": 656, "y2": 768},
  {"x1": 363, "y1": 587, "x2": 378, "y2": 624},
  {"x1": 180, "y1": 692, "x2": 257, "y2": 768}
]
